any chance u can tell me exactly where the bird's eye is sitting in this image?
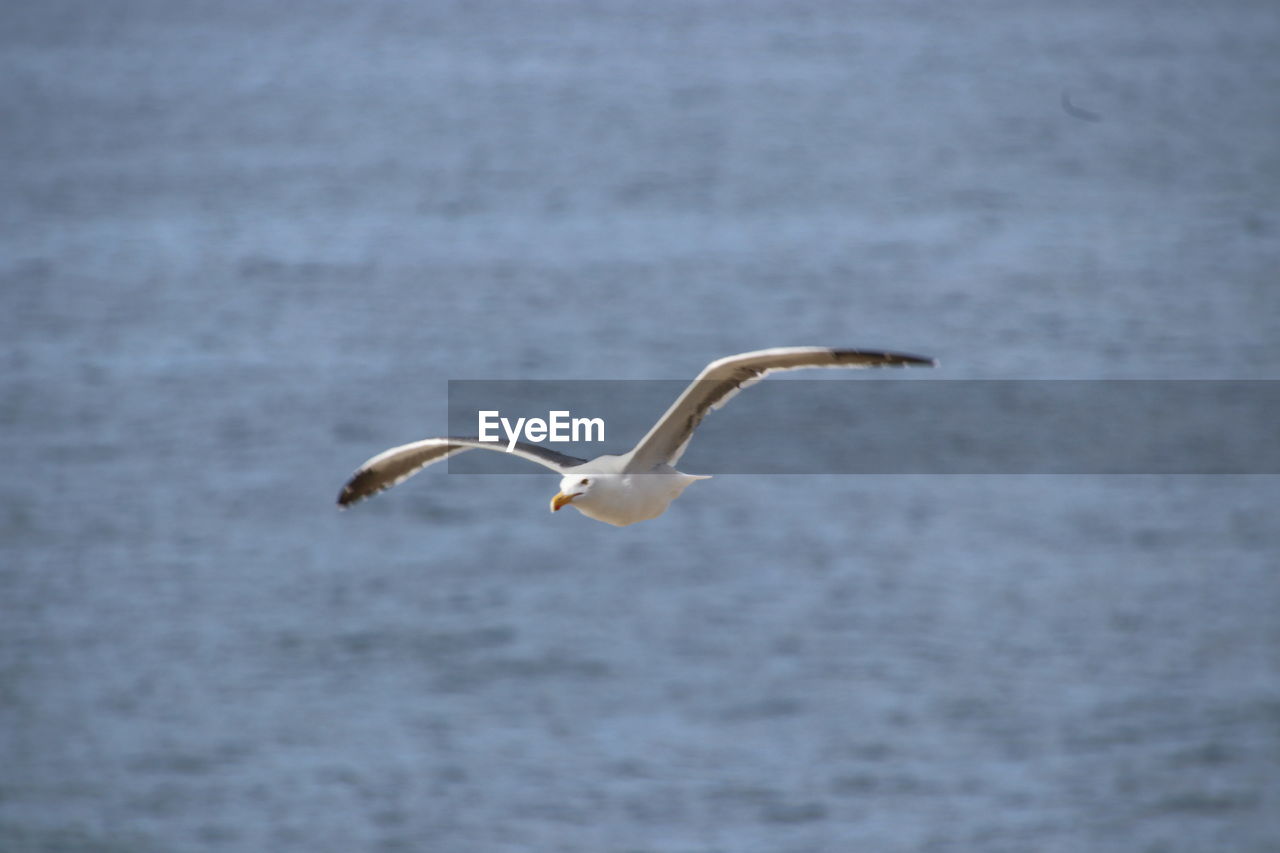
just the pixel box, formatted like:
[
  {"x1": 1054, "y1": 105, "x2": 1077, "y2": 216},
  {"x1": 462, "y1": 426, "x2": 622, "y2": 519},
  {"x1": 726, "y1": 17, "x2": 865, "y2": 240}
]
[{"x1": 579, "y1": 478, "x2": 589, "y2": 486}]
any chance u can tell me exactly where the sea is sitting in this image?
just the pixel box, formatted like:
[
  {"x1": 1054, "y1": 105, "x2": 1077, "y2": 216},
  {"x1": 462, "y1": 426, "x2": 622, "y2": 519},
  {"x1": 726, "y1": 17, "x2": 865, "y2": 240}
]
[{"x1": 2, "y1": 1, "x2": 1278, "y2": 850}]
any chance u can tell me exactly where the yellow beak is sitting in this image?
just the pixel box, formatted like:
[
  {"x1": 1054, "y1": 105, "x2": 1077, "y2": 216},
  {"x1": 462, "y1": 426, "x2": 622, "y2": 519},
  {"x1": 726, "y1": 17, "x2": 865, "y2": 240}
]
[{"x1": 550, "y1": 491, "x2": 578, "y2": 512}]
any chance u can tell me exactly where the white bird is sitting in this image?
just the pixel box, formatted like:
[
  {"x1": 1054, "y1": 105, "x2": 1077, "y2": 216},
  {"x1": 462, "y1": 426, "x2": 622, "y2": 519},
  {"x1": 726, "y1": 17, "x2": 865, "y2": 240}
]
[{"x1": 337, "y1": 346, "x2": 935, "y2": 526}]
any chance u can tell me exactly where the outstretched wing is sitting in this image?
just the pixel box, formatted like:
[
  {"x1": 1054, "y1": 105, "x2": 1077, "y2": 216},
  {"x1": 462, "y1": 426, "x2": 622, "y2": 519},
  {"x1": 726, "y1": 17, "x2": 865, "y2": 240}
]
[
  {"x1": 338, "y1": 437, "x2": 586, "y2": 508},
  {"x1": 621, "y1": 347, "x2": 935, "y2": 472}
]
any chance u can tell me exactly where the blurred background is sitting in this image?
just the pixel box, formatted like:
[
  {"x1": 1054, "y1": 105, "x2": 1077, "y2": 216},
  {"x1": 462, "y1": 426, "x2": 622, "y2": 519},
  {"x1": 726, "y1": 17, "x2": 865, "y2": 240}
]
[{"x1": 2, "y1": 1, "x2": 1278, "y2": 851}]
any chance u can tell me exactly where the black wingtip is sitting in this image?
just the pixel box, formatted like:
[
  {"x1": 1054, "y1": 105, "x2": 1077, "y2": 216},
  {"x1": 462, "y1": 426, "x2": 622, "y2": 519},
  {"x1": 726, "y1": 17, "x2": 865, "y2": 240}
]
[
  {"x1": 835, "y1": 349, "x2": 937, "y2": 368},
  {"x1": 896, "y1": 353, "x2": 937, "y2": 367},
  {"x1": 336, "y1": 477, "x2": 368, "y2": 509}
]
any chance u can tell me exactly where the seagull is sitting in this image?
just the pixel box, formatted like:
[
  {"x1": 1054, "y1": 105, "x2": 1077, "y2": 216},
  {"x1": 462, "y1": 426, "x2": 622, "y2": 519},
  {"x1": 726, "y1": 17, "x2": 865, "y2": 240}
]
[{"x1": 337, "y1": 347, "x2": 935, "y2": 526}]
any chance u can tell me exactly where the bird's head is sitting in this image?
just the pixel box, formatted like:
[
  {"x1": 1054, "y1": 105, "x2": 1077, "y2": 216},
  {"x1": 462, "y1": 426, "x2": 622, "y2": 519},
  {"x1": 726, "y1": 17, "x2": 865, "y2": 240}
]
[{"x1": 550, "y1": 475, "x2": 596, "y2": 513}]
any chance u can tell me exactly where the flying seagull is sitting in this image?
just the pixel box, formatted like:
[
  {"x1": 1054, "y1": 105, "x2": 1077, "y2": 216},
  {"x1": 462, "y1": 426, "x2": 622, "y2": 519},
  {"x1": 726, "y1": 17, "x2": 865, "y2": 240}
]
[{"x1": 337, "y1": 346, "x2": 935, "y2": 526}]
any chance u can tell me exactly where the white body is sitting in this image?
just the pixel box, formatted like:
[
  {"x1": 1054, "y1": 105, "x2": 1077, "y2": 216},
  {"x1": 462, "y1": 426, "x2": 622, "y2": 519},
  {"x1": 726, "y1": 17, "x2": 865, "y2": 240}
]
[{"x1": 555, "y1": 458, "x2": 709, "y2": 527}]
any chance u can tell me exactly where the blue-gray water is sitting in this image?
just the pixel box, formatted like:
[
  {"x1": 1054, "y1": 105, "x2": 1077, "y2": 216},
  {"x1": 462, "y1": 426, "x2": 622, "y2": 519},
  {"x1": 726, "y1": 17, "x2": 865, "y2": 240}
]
[{"x1": 3, "y1": 1, "x2": 1278, "y2": 851}]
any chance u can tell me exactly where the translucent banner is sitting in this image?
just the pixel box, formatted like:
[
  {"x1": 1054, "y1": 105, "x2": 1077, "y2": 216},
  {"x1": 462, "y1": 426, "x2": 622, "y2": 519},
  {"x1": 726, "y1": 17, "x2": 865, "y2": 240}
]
[{"x1": 444, "y1": 380, "x2": 1280, "y2": 474}]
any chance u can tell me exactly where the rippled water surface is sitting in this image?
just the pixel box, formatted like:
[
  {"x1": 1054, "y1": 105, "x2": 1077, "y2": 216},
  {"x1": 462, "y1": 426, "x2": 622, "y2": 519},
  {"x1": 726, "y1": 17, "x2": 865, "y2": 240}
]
[{"x1": 3, "y1": 1, "x2": 1278, "y2": 851}]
